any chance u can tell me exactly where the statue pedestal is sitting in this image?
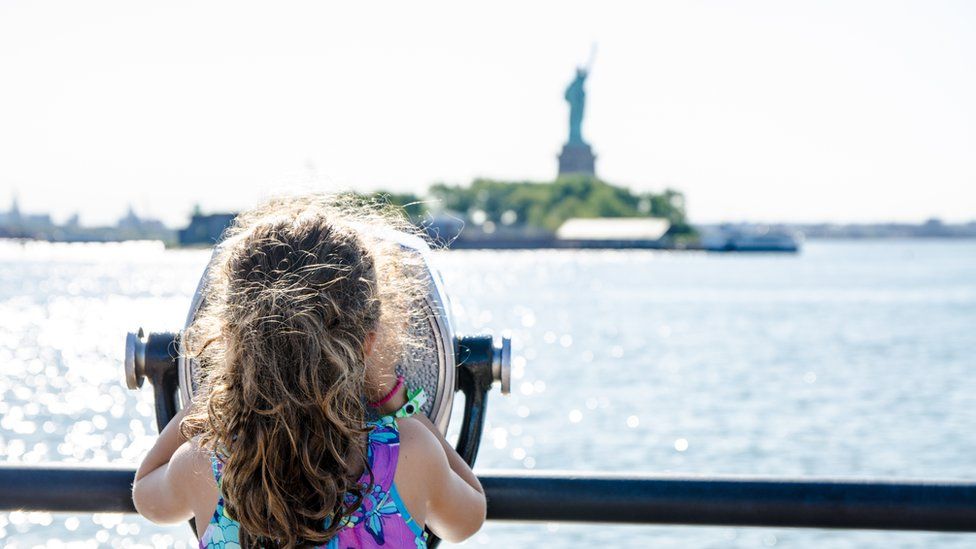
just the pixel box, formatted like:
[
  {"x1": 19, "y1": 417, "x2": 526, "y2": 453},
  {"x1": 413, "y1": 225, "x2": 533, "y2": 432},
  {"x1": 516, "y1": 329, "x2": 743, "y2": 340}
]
[{"x1": 558, "y1": 143, "x2": 596, "y2": 176}]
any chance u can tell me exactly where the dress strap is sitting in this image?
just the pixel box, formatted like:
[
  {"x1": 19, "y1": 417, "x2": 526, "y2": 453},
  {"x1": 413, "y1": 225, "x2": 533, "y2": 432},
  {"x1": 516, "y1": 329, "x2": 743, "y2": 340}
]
[
  {"x1": 365, "y1": 416, "x2": 401, "y2": 490},
  {"x1": 209, "y1": 451, "x2": 225, "y2": 497},
  {"x1": 202, "y1": 452, "x2": 240, "y2": 548},
  {"x1": 209, "y1": 452, "x2": 220, "y2": 481}
]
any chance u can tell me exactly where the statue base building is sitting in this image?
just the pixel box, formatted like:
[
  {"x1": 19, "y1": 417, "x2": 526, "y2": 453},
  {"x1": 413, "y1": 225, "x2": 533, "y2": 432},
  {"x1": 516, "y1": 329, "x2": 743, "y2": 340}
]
[{"x1": 558, "y1": 143, "x2": 596, "y2": 176}]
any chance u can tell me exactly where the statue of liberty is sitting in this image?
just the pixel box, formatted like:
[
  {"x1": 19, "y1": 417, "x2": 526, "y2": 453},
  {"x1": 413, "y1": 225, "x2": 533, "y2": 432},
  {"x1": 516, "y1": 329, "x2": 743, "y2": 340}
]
[
  {"x1": 565, "y1": 67, "x2": 588, "y2": 146},
  {"x1": 558, "y1": 45, "x2": 597, "y2": 176}
]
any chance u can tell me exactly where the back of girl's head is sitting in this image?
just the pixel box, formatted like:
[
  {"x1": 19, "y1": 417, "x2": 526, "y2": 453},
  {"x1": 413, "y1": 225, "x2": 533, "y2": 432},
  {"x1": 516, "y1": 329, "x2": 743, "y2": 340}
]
[{"x1": 180, "y1": 192, "x2": 425, "y2": 548}]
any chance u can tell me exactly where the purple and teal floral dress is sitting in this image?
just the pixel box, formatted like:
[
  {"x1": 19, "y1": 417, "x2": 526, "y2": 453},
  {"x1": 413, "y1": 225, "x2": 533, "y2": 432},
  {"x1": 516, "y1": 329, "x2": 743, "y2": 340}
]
[{"x1": 200, "y1": 415, "x2": 428, "y2": 548}]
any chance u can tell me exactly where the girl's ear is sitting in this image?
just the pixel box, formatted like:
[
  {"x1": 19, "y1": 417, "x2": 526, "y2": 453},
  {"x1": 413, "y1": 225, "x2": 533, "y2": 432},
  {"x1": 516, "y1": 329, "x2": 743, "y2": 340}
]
[{"x1": 364, "y1": 331, "x2": 378, "y2": 358}]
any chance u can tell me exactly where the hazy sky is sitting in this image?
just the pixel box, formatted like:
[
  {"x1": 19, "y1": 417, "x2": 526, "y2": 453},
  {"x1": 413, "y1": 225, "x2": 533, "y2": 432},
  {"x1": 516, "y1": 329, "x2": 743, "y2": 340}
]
[{"x1": 1, "y1": 1, "x2": 973, "y2": 227}]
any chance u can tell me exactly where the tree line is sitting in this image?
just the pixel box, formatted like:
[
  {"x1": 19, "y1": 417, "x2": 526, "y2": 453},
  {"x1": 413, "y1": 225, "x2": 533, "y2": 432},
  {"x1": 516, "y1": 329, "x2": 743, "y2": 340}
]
[{"x1": 371, "y1": 175, "x2": 693, "y2": 236}]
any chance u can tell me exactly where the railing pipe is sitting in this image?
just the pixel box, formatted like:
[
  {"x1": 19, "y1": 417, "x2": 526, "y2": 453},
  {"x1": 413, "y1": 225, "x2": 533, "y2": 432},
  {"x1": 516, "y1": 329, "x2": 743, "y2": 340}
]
[{"x1": 1, "y1": 466, "x2": 974, "y2": 533}]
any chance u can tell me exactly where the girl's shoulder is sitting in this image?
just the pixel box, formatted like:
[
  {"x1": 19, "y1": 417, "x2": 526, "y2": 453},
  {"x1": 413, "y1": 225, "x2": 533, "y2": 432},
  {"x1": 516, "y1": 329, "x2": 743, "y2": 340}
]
[
  {"x1": 171, "y1": 435, "x2": 218, "y2": 485},
  {"x1": 388, "y1": 415, "x2": 439, "y2": 458},
  {"x1": 388, "y1": 416, "x2": 442, "y2": 528},
  {"x1": 167, "y1": 436, "x2": 222, "y2": 531},
  {"x1": 390, "y1": 417, "x2": 444, "y2": 486}
]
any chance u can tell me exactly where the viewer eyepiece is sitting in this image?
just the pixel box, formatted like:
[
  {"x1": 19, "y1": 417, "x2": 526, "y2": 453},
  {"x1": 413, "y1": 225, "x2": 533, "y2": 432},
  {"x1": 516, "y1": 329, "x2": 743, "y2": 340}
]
[
  {"x1": 124, "y1": 328, "x2": 147, "y2": 390},
  {"x1": 492, "y1": 336, "x2": 512, "y2": 395}
]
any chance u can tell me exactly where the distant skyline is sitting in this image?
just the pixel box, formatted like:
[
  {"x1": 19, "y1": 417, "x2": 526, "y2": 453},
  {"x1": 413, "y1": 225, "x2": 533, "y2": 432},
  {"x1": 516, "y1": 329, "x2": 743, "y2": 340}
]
[{"x1": 1, "y1": 1, "x2": 974, "y2": 228}]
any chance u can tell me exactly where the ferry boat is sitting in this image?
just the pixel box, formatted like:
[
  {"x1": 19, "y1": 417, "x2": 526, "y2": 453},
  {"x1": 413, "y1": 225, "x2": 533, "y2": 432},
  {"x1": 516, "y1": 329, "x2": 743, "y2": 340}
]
[{"x1": 701, "y1": 224, "x2": 802, "y2": 252}]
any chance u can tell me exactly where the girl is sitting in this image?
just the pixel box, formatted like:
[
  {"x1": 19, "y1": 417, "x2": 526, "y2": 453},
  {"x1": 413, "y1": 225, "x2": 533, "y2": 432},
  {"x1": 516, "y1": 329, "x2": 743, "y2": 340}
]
[{"x1": 132, "y1": 193, "x2": 487, "y2": 548}]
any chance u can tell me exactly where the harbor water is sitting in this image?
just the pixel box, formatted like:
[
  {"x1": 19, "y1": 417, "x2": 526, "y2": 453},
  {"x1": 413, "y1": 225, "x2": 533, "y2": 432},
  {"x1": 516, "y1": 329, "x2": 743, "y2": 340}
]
[{"x1": 1, "y1": 239, "x2": 974, "y2": 547}]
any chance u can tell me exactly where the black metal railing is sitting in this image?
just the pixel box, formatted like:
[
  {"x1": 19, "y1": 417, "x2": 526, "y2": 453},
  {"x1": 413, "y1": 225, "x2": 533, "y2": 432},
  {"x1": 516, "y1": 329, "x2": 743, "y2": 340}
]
[{"x1": 2, "y1": 465, "x2": 974, "y2": 532}]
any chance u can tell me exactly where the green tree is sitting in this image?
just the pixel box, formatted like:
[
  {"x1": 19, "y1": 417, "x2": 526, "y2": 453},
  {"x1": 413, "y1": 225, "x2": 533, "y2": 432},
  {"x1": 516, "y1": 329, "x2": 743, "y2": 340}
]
[{"x1": 365, "y1": 176, "x2": 694, "y2": 236}]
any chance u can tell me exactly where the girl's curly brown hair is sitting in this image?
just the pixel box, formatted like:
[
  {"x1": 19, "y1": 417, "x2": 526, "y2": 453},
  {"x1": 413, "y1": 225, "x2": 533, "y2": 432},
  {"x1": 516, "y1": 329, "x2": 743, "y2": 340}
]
[{"x1": 179, "y1": 192, "x2": 428, "y2": 548}]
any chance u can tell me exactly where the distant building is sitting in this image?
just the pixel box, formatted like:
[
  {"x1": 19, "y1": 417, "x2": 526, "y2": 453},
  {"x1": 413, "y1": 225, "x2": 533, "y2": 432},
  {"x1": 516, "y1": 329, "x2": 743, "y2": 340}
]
[
  {"x1": 556, "y1": 217, "x2": 671, "y2": 241},
  {"x1": 117, "y1": 204, "x2": 169, "y2": 234},
  {"x1": 178, "y1": 212, "x2": 237, "y2": 246},
  {"x1": 0, "y1": 194, "x2": 54, "y2": 233},
  {"x1": 117, "y1": 205, "x2": 143, "y2": 230},
  {"x1": 0, "y1": 195, "x2": 20, "y2": 225},
  {"x1": 917, "y1": 218, "x2": 952, "y2": 237}
]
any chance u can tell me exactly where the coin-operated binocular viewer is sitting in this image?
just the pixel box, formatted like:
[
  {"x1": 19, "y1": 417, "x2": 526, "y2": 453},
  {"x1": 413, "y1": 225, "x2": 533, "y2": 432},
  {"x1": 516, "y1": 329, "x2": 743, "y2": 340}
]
[{"x1": 122, "y1": 230, "x2": 511, "y2": 469}]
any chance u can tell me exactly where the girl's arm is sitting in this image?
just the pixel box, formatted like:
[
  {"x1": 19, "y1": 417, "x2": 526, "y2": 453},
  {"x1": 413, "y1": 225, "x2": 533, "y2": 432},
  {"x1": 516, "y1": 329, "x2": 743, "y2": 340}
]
[
  {"x1": 414, "y1": 413, "x2": 484, "y2": 497},
  {"x1": 134, "y1": 407, "x2": 190, "y2": 483},
  {"x1": 132, "y1": 407, "x2": 200, "y2": 523},
  {"x1": 410, "y1": 414, "x2": 487, "y2": 542},
  {"x1": 381, "y1": 385, "x2": 486, "y2": 541}
]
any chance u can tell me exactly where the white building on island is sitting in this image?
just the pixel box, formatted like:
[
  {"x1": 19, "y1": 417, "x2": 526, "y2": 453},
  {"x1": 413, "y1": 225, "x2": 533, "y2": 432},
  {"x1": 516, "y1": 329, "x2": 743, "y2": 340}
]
[{"x1": 556, "y1": 217, "x2": 671, "y2": 242}]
